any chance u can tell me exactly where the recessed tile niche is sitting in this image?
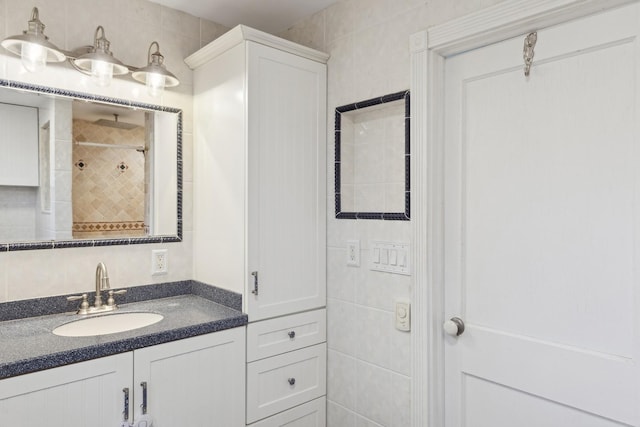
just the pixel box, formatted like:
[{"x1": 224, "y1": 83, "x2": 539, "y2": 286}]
[{"x1": 335, "y1": 91, "x2": 410, "y2": 220}]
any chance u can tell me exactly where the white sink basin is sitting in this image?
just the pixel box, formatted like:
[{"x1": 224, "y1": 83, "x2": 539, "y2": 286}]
[{"x1": 53, "y1": 312, "x2": 164, "y2": 337}]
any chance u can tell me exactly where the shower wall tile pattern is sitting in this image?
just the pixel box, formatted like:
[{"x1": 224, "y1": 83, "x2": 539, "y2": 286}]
[{"x1": 72, "y1": 119, "x2": 146, "y2": 238}]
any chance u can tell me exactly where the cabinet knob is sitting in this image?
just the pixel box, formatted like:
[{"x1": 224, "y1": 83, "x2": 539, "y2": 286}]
[
  {"x1": 287, "y1": 378, "x2": 296, "y2": 386},
  {"x1": 288, "y1": 331, "x2": 296, "y2": 339}
]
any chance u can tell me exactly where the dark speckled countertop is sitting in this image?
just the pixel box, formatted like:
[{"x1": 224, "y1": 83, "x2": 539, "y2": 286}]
[{"x1": 0, "y1": 280, "x2": 247, "y2": 379}]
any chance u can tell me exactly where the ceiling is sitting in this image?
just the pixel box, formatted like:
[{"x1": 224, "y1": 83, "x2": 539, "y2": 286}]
[{"x1": 148, "y1": 0, "x2": 339, "y2": 34}]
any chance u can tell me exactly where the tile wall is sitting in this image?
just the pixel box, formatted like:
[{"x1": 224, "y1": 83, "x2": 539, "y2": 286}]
[
  {"x1": 279, "y1": 0, "x2": 504, "y2": 425},
  {"x1": 0, "y1": 0, "x2": 228, "y2": 302},
  {"x1": 72, "y1": 119, "x2": 146, "y2": 238}
]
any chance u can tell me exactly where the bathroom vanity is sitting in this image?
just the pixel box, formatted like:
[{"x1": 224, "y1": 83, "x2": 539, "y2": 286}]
[{"x1": 0, "y1": 282, "x2": 247, "y2": 426}]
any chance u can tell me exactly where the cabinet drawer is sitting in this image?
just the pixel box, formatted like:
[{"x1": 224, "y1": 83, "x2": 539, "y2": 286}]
[
  {"x1": 247, "y1": 343, "x2": 326, "y2": 424},
  {"x1": 248, "y1": 397, "x2": 326, "y2": 426},
  {"x1": 247, "y1": 309, "x2": 326, "y2": 362}
]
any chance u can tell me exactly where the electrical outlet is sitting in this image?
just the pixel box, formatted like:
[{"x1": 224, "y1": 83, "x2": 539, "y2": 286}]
[
  {"x1": 152, "y1": 249, "x2": 168, "y2": 275},
  {"x1": 346, "y1": 240, "x2": 360, "y2": 266}
]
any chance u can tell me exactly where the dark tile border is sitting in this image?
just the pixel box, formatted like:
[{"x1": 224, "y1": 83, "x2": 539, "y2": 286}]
[
  {"x1": 334, "y1": 90, "x2": 410, "y2": 221},
  {"x1": 0, "y1": 79, "x2": 183, "y2": 251}
]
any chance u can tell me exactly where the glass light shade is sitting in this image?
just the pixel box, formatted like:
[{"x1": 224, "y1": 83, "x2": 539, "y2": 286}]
[
  {"x1": 91, "y1": 60, "x2": 114, "y2": 87},
  {"x1": 132, "y1": 41, "x2": 179, "y2": 96},
  {"x1": 72, "y1": 26, "x2": 127, "y2": 87},
  {"x1": 146, "y1": 72, "x2": 166, "y2": 97},
  {"x1": 21, "y1": 41, "x2": 47, "y2": 72},
  {"x1": 0, "y1": 7, "x2": 65, "y2": 72}
]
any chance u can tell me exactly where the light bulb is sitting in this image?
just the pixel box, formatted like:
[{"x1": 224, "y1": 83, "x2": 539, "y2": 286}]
[
  {"x1": 21, "y1": 42, "x2": 47, "y2": 73},
  {"x1": 91, "y1": 60, "x2": 113, "y2": 87},
  {"x1": 146, "y1": 72, "x2": 165, "y2": 97}
]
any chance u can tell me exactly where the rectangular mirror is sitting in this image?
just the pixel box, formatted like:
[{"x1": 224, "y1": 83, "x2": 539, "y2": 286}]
[
  {"x1": 335, "y1": 90, "x2": 410, "y2": 220},
  {"x1": 0, "y1": 80, "x2": 182, "y2": 250}
]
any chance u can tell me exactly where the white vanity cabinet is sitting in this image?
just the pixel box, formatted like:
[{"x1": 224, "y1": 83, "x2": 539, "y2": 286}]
[
  {"x1": 133, "y1": 327, "x2": 245, "y2": 426},
  {"x1": 187, "y1": 25, "x2": 328, "y2": 426},
  {"x1": 246, "y1": 310, "x2": 327, "y2": 424},
  {"x1": 187, "y1": 25, "x2": 327, "y2": 322},
  {"x1": 0, "y1": 328, "x2": 245, "y2": 427},
  {"x1": 0, "y1": 352, "x2": 132, "y2": 427}
]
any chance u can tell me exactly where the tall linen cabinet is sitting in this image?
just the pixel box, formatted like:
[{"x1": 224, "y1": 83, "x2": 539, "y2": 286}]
[{"x1": 186, "y1": 26, "x2": 328, "y2": 426}]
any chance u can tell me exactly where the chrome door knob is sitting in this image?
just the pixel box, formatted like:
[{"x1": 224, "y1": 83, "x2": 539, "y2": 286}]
[{"x1": 443, "y1": 317, "x2": 465, "y2": 336}]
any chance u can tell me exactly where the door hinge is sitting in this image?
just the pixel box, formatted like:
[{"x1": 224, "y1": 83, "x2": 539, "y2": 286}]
[{"x1": 523, "y1": 31, "x2": 537, "y2": 77}]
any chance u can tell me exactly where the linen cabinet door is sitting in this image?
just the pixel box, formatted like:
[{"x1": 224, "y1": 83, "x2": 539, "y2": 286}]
[
  {"x1": 246, "y1": 41, "x2": 327, "y2": 321},
  {"x1": 133, "y1": 328, "x2": 245, "y2": 426},
  {"x1": 0, "y1": 353, "x2": 133, "y2": 427}
]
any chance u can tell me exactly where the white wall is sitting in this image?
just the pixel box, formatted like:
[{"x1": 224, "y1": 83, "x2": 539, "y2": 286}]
[
  {"x1": 0, "y1": 0, "x2": 227, "y2": 302},
  {"x1": 279, "y1": 0, "x2": 504, "y2": 425}
]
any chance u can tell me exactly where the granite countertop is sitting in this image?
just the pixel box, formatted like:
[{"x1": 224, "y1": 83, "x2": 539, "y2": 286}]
[{"x1": 0, "y1": 281, "x2": 247, "y2": 379}]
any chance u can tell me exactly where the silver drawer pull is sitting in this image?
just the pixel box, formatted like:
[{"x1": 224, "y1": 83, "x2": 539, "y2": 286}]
[
  {"x1": 122, "y1": 388, "x2": 129, "y2": 421},
  {"x1": 287, "y1": 377, "x2": 296, "y2": 386},
  {"x1": 288, "y1": 331, "x2": 296, "y2": 339},
  {"x1": 140, "y1": 381, "x2": 148, "y2": 414}
]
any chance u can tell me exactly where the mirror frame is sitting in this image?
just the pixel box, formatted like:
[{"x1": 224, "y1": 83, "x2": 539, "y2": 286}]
[
  {"x1": 0, "y1": 78, "x2": 182, "y2": 251},
  {"x1": 334, "y1": 90, "x2": 410, "y2": 220}
]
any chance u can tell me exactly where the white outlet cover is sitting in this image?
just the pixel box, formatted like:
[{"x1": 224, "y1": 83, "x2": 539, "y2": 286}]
[
  {"x1": 152, "y1": 249, "x2": 168, "y2": 275},
  {"x1": 346, "y1": 240, "x2": 360, "y2": 267}
]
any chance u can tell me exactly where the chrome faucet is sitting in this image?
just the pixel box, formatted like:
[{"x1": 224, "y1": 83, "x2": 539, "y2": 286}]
[
  {"x1": 67, "y1": 262, "x2": 127, "y2": 315},
  {"x1": 94, "y1": 262, "x2": 110, "y2": 308}
]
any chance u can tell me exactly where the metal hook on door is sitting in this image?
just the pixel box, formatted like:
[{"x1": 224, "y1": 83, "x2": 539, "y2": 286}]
[{"x1": 523, "y1": 32, "x2": 537, "y2": 77}]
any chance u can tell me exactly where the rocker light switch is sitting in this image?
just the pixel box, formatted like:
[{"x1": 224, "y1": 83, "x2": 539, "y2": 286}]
[{"x1": 370, "y1": 241, "x2": 410, "y2": 275}]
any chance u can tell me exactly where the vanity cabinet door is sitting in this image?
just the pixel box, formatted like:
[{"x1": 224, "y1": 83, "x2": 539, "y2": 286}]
[
  {"x1": 133, "y1": 327, "x2": 246, "y2": 426},
  {"x1": 245, "y1": 41, "x2": 327, "y2": 322},
  {"x1": 0, "y1": 353, "x2": 133, "y2": 427}
]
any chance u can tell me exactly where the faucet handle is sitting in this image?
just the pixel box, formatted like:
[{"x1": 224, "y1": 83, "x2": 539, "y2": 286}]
[
  {"x1": 107, "y1": 289, "x2": 127, "y2": 307},
  {"x1": 67, "y1": 294, "x2": 89, "y2": 313}
]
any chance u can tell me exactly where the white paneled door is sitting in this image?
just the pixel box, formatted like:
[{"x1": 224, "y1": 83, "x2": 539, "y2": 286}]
[{"x1": 444, "y1": 4, "x2": 640, "y2": 426}]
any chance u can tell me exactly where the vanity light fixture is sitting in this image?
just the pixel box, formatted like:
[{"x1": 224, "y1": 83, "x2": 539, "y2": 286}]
[
  {"x1": 132, "y1": 42, "x2": 179, "y2": 97},
  {"x1": 0, "y1": 6, "x2": 180, "y2": 93},
  {"x1": 0, "y1": 7, "x2": 66, "y2": 72},
  {"x1": 72, "y1": 26, "x2": 128, "y2": 87}
]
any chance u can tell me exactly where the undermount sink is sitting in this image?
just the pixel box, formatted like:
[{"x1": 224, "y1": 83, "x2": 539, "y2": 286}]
[{"x1": 53, "y1": 312, "x2": 164, "y2": 337}]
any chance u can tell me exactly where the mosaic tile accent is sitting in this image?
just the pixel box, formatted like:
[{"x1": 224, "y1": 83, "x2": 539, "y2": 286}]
[{"x1": 73, "y1": 221, "x2": 146, "y2": 239}]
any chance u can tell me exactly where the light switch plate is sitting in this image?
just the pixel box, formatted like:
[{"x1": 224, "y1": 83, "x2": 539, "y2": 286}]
[{"x1": 370, "y1": 241, "x2": 410, "y2": 275}]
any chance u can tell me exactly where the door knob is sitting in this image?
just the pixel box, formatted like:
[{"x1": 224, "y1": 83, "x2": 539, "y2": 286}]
[{"x1": 443, "y1": 317, "x2": 465, "y2": 336}]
